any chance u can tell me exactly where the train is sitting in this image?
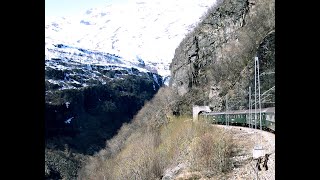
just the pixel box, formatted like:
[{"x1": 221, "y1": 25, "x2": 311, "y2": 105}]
[{"x1": 198, "y1": 107, "x2": 275, "y2": 132}]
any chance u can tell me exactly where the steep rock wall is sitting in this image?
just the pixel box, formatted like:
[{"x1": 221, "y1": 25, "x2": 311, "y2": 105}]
[{"x1": 170, "y1": 0, "x2": 275, "y2": 113}]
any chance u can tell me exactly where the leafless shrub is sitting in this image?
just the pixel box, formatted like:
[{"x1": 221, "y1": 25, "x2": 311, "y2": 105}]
[
  {"x1": 111, "y1": 131, "x2": 164, "y2": 180},
  {"x1": 190, "y1": 125, "x2": 234, "y2": 175}
]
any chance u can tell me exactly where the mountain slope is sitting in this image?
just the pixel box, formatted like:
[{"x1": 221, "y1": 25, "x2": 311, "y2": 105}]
[
  {"x1": 45, "y1": 42, "x2": 164, "y2": 89},
  {"x1": 45, "y1": 0, "x2": 218, "y2": 77},
  {"x1": 169, "y1": 0, "x2": 275, "y2": 113},
  {"x1": 49, "y1": 0, "x2": 275, "y2": 179}
]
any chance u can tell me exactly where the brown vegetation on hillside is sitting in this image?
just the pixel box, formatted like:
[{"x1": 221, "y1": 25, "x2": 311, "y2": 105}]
[{"x1": 78, "y1": 87, "x2": 236, "y2": 179}]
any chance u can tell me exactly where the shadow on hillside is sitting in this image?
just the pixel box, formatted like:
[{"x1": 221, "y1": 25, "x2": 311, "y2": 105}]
[
  {"x1": 45, "y1": 86, "x2": 158, "y2": 155},
  {"x1": 45, "y1": 109, "x2": 134, "y2": 155}
]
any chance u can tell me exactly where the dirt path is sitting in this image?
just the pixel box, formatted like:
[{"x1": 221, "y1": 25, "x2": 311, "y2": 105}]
[
  {"x1": 162, "y1": 125, "x2": 275, "y2": 180},
  {"x1": 219, "y1": 125, "x2": 275, "y2": 180}
]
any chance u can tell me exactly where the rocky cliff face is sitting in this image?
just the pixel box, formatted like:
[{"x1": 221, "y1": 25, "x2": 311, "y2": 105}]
[
  {"x1": 169, "y1": 0, "x2": 275, "y2": 113},
  {"x1": 45, "y1": 43, "x2": 164, "y2": 155}
]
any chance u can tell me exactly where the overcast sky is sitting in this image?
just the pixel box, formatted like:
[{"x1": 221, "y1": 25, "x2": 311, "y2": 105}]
[{"x1": 45, "y1": 0, "x2": 128, "y2": 17}]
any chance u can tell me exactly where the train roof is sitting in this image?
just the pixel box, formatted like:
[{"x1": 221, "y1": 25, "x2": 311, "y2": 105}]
[
  {"x1": 262, "y1": 107, "x2": 275, "y2": 113},
  {"x1": 204, "y1": 107, "x2": 275, "y2": 115}
]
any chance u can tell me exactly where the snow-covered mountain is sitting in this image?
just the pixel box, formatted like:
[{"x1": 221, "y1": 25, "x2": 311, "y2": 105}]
[
  {"x1": 45, "y1": 43, "x2": 164, "y2": 91},
  {"x1": 45, "y1": 0, "x2": 217, "y2": 78}
]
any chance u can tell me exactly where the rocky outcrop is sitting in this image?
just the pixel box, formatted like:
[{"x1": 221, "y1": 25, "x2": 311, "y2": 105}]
[{"x1": 170, "y1": 0, "x2": 275, "y2": 113}]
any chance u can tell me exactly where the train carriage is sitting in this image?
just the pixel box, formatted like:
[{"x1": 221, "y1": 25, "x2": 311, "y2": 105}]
[
  {"x1": 199, "y1": 107, "x2": 275, "y2": 132},
  {"x1": 201, "y1": 112, "x2": 226, "y2": 124},
  {"x1": 228, "y1": 109, "x2": 249, "y2": 126},
  {"x1": 263, "y1": 107, "x2": 275, "y2": 131}
]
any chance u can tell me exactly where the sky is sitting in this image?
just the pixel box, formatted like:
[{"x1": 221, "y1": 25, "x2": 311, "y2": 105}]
[{"x1": 45, "y1": 0, "x2": 128, "y2": 17}]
